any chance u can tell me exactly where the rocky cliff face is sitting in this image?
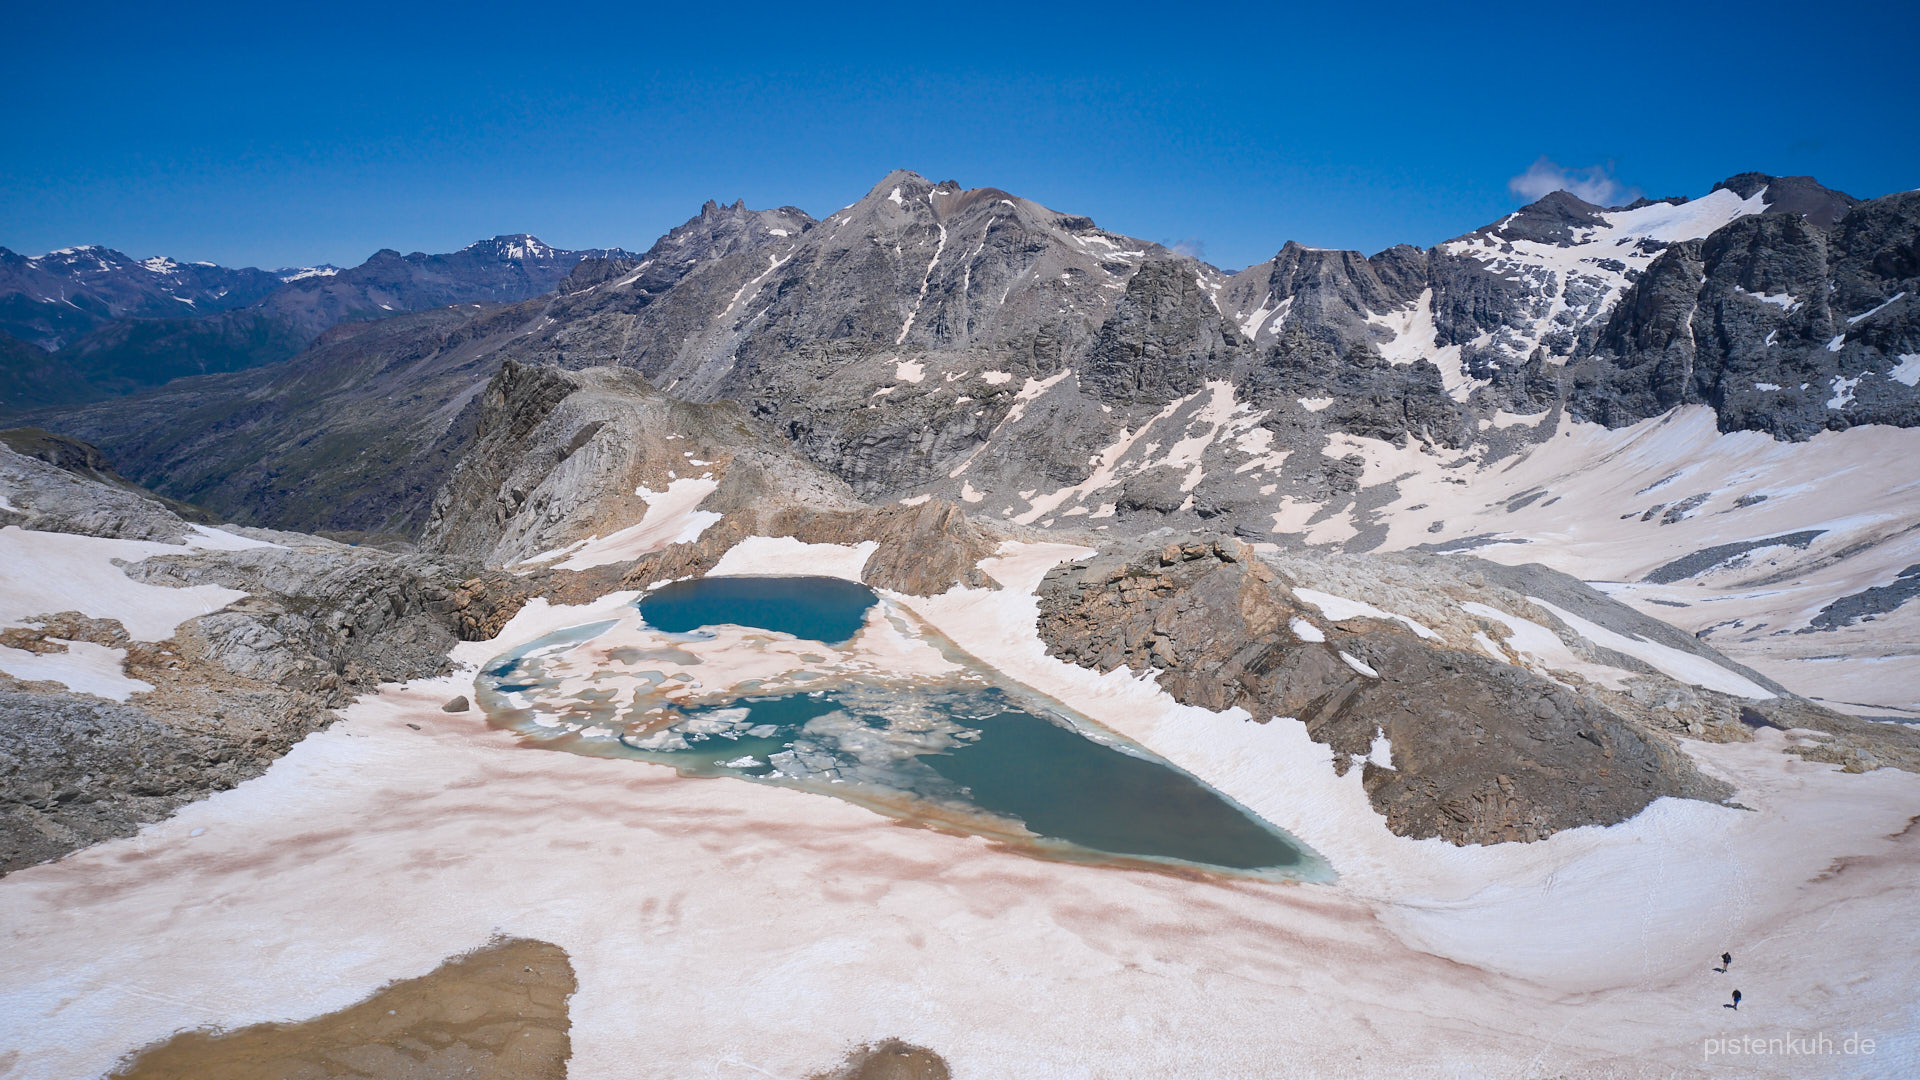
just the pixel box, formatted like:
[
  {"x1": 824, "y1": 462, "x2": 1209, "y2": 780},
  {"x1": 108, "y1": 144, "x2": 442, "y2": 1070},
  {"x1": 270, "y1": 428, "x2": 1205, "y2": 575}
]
[
  {"x1": 416, "y1": 359, "x2": 1004, "y2": 596},
  {"x1": 1571, "y1": 190, "x2": 1919, "y2": 438},
  {"x1": 422, "y1": 358, "x2": 864, "y2": 566}
]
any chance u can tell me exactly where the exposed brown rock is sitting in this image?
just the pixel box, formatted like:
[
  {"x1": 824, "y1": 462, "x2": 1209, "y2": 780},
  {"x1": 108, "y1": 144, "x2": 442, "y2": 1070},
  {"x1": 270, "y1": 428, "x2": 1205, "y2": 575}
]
[
  {"x1": 809, "y1": 1039, "x2": 952, "y2": 1080},
  {"x1": 421, "y1": 361, "x2": 863, "y2": 568},
  {"x1": 0, "y1": 610, "x2": 339, "y2": 874},
  {"x1": 416, "y1": 362, "x2": 1006, "y2": 596},
  {"x1": 445, "y1": 574, "x2": 533, "y2": 641},
  {"x1": 109, "y1": 937, "x2": 575, "y2": 1080},
  {"x1": 1036, "y1": 537, "x2": 1731, "y2": 845},
  {"x1": 788, "y1": 498, "x2": 999, "y2": 595}
]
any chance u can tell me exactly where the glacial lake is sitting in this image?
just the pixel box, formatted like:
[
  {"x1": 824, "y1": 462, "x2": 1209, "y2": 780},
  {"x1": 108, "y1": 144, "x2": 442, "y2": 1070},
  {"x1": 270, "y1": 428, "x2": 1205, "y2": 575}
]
[{"x1": 478, "y1": 576, "x2": 1327, "y2": 879}]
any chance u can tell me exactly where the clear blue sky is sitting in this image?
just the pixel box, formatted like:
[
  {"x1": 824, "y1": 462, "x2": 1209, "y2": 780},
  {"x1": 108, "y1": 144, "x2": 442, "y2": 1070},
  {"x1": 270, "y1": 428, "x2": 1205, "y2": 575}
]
[{"x1": 7, "y1": 0, "x2": 1915, "y2": 272}]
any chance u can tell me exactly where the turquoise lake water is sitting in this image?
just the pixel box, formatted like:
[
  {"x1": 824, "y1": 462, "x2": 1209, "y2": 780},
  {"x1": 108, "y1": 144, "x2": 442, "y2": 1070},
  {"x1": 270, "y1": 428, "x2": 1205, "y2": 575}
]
[
  {"x1": 639, "y1": 575, "x2": 876, "y2": 644},
  {"x1": 480, "y1": 576, "x2": 1326, "y2": 879}
]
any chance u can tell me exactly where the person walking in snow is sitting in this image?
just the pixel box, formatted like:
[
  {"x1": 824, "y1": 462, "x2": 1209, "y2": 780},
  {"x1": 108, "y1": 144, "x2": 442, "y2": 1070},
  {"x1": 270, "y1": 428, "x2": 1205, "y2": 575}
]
[
  {"x1": 1723, "y1": 990, "x2": 1742, "y2": 1010},
  {"x1": 1715, "y1": 952, "x2": 1732, "y2": 972}
]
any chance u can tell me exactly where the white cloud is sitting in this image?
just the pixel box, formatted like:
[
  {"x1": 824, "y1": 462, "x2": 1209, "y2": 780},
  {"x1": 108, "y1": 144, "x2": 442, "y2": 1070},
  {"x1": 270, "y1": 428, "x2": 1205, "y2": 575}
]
[
  {"x1": 1508, "y1": 157, "x2": 1640, "y2": 207},
  {"x1": 1168, "y1": 237, "x2": 1207, "y2": 259}
]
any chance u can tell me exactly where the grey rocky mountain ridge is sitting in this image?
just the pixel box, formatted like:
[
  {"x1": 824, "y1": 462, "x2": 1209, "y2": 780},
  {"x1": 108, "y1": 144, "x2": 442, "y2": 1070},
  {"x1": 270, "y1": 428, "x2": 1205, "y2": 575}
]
[{"x1": 27, "y1": 168, "x2": 1917, "y2": 521}]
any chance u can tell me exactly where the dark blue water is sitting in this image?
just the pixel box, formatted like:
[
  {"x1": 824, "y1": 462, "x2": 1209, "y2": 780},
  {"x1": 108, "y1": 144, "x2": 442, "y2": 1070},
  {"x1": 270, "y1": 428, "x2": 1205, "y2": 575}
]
[
  {"x1": 921, "y1": 705, "x2": 1305, "y2": 870},
  {"x1": 639, "y1": 575, "x2": 877, "y2": 644},
  {"x1": 639, "y1": 689, "x2": 1311, "y2": 873}
]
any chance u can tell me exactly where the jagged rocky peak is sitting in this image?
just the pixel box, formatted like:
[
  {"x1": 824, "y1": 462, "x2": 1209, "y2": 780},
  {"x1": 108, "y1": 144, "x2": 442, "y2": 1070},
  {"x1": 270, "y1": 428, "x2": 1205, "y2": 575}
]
[
  {"x1": 650, "y1": 197, "x2": 814, "y2": 264},
  {"x1": 1712, "y1": 172, "x2": 1859, "y2": 228},
  {"x1": 1483, "y1": 189, "x2": 1610, "y2": 245},
  {"x1": 565, "y1": 165, "x2": 1189, "y2": 399},
  {"x1": 784, "y1": 168, "x2": 1178, "y2": 353},
  {"x1": 1218, "y1": 239, "x2": 1420, "y2": 352},
  {"x1": 462, "y1": 234, "x2": 562, "y2": 261},
  {"x1": 1082, "y1": 257, "x2": 1243, "y2": 406}
]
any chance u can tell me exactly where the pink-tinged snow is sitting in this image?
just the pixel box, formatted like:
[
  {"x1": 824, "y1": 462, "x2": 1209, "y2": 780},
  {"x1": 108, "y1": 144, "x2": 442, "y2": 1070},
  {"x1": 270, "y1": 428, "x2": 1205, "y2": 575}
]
[
  {"x1": 1310, "y1": 407, "x2": 1920, "y2": 715},
  {"x1": 1236, "y1": 294, "x2": 1291, "y2": 340},
  {"x1": 948, "y1": 370, "x2": 1071, "y2": 480},
  {"x1": 4, "y1": 542, "x2": 1917, "y2": 1078},
  {"x1": 1292, "y1": 587, "x2": 1439, "y2": 640},
  {"x1": 1526, "y1": 597, "x2": 1774, "y2": 699},
  {"x1": 1460, "y1": 600, "x2": 1634, "y2": 691},
  {"x1": 0, "y1": 639, "x2": 151, "y2": 700},
  {"x1": 1364, "y1": 288, "x2": 1481, "y2": 400},
  {"x1": 536, "y1": 478, "x2": 721, "y2": 571},
  {"x1": 0, "y1": 526, "x2": 249, "y2": 641},
  {"x1": 706, "y1": 535, "x2": 877, "y2": 579},
  {"x1": 1004, "y1": 381, "x2": 1270, "y2": 524}
]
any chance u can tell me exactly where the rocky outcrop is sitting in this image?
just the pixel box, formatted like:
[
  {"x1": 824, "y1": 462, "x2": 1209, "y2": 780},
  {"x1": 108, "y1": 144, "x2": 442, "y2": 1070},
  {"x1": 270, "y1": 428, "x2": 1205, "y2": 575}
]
[
  {"x1": 827, "y1": 498, "x2": 1000, "y2": 594},
  {"x1": 556, "y1": 257, "x2": 640, "y2": 294},
  {"x1": 0, "y1": 531, "x2": 531, "y2": 876},
  {"x1": 1082, "y1": 258, "x2": 1241, "y2": 406},
  {"x1": 1035, "y1": 537, "x2": 1733, "y2": 844},
  {"x1": 539, "y1": 496, "x2": 1004, "y2": 601},
  {"x1": 809, "y1": 1039, "x2": 951, "y2": 1080},
  {"x1": 412, "y1": 357, "x2": 1006, "y2": 595},
  {"x1": 422, "y1": 360, "x2": 868, "y2": 566},
  {"x1": 0, "y1": 453, "x2": 535, "y2": 874},
  {"x1": 0, "y1": 438, "x2": 200, "y2": 541},
  {"x1": 0, "y1": 686, "x2": 311, "y2": 874}
]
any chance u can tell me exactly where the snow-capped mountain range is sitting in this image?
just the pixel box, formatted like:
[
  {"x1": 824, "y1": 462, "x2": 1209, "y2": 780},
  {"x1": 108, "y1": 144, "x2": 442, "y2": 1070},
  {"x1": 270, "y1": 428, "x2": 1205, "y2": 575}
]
[
  {"x1": 16, "y1": 169, "x2": 1920, "y2": 719},
  {"x1": 0, "y1": 234, "x2": 639, "y2": 407}
]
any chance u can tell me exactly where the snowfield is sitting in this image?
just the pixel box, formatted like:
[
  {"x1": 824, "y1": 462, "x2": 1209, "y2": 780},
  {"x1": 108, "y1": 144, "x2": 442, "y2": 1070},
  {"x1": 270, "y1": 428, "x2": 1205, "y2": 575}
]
[{"x1": 2, "y1": 539, "x2": 1917, "y2": 1078}]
